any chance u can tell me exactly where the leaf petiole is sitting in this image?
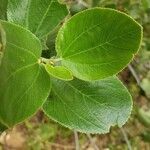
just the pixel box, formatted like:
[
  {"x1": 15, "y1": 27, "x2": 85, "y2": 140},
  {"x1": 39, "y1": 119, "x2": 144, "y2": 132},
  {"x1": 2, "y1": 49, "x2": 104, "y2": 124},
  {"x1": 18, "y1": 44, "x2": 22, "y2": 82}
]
[{"x1": 39, "y1": 57, "x2": 62, "y2": 65}]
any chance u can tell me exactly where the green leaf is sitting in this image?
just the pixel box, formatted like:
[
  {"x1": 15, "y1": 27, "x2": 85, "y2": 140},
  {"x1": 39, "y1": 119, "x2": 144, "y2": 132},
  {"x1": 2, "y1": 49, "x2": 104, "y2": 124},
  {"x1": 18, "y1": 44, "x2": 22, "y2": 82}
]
[
  {"x1": 56, "y1": 8, "x2": 142, "y2": 81},
  {"x1": 0, "y1": 23, "x2": 6, "y2": 65},
  {"x1": 46, "y1": 25, "x2": 60, "y2": 55},
  {"x1": 140, "y1": 72, "x2": 150, "y2": 98},
  {"x1": 0, "y1": 122, "x2": 7, "y2": 132},
  {"x1": 0, "y1": 21, "x2": 51, "y2": 127},
  {"x1": 7, "y1": 0, "x2": 68, "y2": 38},
  {"x1": 45, "y1": 64, "x2": 73, "y2": 81},
  {"x1": 0, "y1": 0, "x2": 8, "y2": 20},
  {"x1": 43, "y1": 77, "x2": 132, "y2": 133},
  {"x1": 137, "y1": 107, "x2": 150, "y2": 127},
  {"x1": 142, "y1": 0, "x2": 150, "y2": 10},
  {"x1": 92, "y1": 0, "x2": 100, "y2": 7},
  {"x1": 141, "y1": 130, "x2": 150, "y2": 142}
]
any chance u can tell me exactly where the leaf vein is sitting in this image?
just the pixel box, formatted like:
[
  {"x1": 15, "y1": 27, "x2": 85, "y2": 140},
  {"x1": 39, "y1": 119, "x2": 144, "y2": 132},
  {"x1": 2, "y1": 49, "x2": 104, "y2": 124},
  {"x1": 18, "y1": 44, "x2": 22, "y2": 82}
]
[
  {"x1": 7, "y1": 42, "x2": 38, "y2": 59},
  {"x1": 53, "y1": 88, "x2": 105, "y2": 131},
  {"x1": 34, "y1": 0, "x2": 54, "y2": 35}
]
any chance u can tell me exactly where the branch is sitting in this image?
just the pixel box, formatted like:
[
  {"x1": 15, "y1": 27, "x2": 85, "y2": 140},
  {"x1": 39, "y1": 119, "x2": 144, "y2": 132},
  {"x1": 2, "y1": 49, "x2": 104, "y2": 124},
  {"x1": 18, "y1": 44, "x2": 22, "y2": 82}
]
[
  {"x1": 120, "y1": 128, "x2": 132, "y2": 150},
  {"x1": 74, "y1": 130, "x2": 80, "y2": 150},
  {"x1": 86, "y1": 134, "x2": 99, "y2": 150},
  {"x1": 128, "y1": 64, "x2": 141, "y2": 86},
  {"x1": 78, "y1": 0, "x2": 90, "y2": 8}
]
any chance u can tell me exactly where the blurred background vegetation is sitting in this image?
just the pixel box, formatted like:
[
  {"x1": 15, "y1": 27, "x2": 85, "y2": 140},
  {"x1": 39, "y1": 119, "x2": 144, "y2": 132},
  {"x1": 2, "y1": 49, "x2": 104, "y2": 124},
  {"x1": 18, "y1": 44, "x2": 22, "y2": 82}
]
[{"x1": 0, "y1": 0, "x2": 150, "y2": 149}]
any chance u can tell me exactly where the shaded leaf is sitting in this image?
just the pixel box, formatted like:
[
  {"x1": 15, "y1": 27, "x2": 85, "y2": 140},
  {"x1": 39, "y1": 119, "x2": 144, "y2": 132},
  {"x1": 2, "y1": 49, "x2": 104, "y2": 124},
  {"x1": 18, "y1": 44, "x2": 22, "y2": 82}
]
[
  {"x1": 137, "y1": 107, "x2": 150, "y2": 127},
  {"x1": 0, "y1": 122, "x2": 7, "y2": 132},
  {"x1": 140, "y1": 71, "x2": 150, "y2": 98},
  {"x1": 141, "y1": 130, "x2": 150, "y2": 142},
  {"x1": 0, "y1": 23, "x2": 6, "y2": 64},
  {"x1": 7, "y1": 0, "x2": 68, "y2": 38},
  {"x1": 43, "y1": 77, "x2": 132, "y2": 133},
  {"x1": 142, "y1": 0, "x2": 150, "y2": 10},
  {"x1": 0, "y1": 0, "x2": 8, "y2": 20},
  {"x1": 46, "y1": 25, "x2": 60, "y2": 55}
]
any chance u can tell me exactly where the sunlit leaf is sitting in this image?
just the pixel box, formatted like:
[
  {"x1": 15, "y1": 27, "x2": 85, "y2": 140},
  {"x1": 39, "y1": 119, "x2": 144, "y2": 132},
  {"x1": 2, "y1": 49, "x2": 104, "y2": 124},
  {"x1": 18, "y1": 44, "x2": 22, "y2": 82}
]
[
  {"x1": 56, "y1": 8, "x2": 142, "y2": 81},
  {"x1": 43, "y1": 77, "x2": 132, "y2": 133}
]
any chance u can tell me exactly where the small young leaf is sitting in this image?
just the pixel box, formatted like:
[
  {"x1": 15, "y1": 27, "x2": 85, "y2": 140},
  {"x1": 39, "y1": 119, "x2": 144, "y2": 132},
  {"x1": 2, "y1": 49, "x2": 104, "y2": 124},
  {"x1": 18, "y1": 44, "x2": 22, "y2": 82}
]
[
  {"x1": 43, "y1": 77, "x2": 132, "y2": 134},
  {"x1": 56, "y1": 8, "x2": 142, "y2": 81},
  {"x1": 45, "y1": 64, "x2": 73, "y2": 81},
  {"x1": 0, "y1": 21, "x2": 51, "y2": 127},
  {"x1": 7, "y1": 0, "x2": 68, "y2": 38}
]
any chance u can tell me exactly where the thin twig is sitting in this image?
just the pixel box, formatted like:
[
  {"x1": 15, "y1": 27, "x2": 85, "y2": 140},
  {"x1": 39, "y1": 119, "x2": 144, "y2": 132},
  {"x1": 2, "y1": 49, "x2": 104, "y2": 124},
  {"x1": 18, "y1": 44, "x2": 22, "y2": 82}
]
[
  {"x1": 49, "y1": 142, "x2": 75, "y2": 149},
  {"x1": 128, "y1": 64, "x2": 141, "y2": 86},
  {"x1": 78, "y1": 0, "x2": 90, "y2": 8},
  {"x1": 74, "y1": 130, "x2": 80, "y2": 150},
  {"x1": 86, "y1": 134, "x2": 99, "y2": 150},
  {"x1": 120, "y1": 128, "x2": 132, "y2": 150}
]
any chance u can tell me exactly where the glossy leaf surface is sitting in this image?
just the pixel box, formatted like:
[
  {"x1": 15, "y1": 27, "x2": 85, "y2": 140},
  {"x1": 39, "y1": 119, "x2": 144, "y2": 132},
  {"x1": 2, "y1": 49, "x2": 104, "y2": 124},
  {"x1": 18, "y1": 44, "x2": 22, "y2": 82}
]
[
  {"x1": 43, "y1": 77, "x2": 132, "y2": 133},
  {"x1": 0, "y1": 21, "x2": 51, "y2": 127},
  {"x1": 56, "y1": 8, "x2": 142, "y2": 81}
]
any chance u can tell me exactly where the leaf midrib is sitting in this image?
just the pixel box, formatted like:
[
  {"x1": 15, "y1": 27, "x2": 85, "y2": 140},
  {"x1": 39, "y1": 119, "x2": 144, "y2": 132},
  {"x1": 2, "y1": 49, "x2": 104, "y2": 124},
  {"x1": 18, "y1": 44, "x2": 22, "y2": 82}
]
[
  {"x1": 63, "y1": 32, "x2": 134, "y2": 59},
  {"x1": 52, "y1": 88, "x2": 107, "y2": 131},
  {"x1": 62, "y1": 22, "x2": 103, "y2": 55},
  {"x1": 11, "y1": 66, "x2": 40, "y2": 123},
  {"x1": 63, "y1": 81, "x2": 116, "y2": 110},
  {"x1": 34, "y1": 0, "x2": 54, "y2": 35},
  {"x1": 3, "y1": 41, "x2": 39, "y2": 82}
]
